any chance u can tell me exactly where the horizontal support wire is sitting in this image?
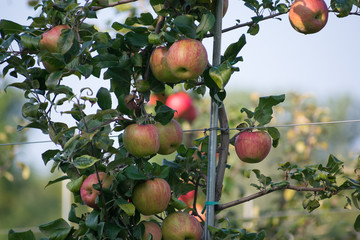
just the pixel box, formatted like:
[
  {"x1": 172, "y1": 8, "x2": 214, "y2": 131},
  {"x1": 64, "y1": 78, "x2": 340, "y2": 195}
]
[{"x1": 1, "y1": 119, "x2": 360, "y2": 147}]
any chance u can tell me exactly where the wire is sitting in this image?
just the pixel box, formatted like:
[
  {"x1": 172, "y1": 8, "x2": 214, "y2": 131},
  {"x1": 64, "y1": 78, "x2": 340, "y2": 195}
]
[{"x1": 1, "y1": 119, "x2": 359, "y2": 147}]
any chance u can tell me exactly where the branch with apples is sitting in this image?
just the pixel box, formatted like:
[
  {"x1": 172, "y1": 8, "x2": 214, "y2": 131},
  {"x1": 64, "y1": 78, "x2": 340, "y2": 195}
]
[{"x1": 2, "y1": 0, "x2": 360, "y2": 239}]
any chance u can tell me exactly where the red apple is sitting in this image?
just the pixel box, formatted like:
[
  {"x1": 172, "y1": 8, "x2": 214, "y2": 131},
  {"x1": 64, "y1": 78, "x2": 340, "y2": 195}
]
[
  {"x1": 150, "y1": 46, "x2": 180, "y2": 83},
  {"x1": 182, "y1": 104, "x2": 197, "y2": 123},
  {"x1": 80, "y1": 172, "x2": 113, "y2": 208},
  {"x1": 132, "y1": 178, "x2": 171, "y2": 216},
  {"x1": 165, "y1": 92, "x2": 195, "y2": 121},
  {"x1": 162, "y1": 212, "x2": 203, "y2": 240},
  {"x1": 234, "y1": 131, "x2": 272, "y2": 163},
  {"x1": 123, "y1": 123, "x2": 160, "y2": 157},
  {"x1": 289, "y1": 0, "x2": 328, "y2": 34},
  {"x1": 155, "y1": 119, "x2": 183, "y2": 155},
  {"x1": 223, "y1": 0, "x2": 229, "y2": 17},
  {"x1": 166, "y1": 39, "x2": 208, "y2": 80},
  {"x1": 142, "y1": 221, "x2": 162, "y2": 240},
  {"x1": 39, "y1": 25, "x2": 70, "y2": 53},
  {"x1": 178, "y1": 190, "x2": 206, "y2": 221}
]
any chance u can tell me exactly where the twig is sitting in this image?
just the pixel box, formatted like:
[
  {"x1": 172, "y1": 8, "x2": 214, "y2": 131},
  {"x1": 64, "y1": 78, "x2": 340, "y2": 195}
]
[
  {"x1": 216, "y1": 184, "x2": 337, "y2": 211},
  {"x1": 205, "y1": 12, "x2": 284, "y2": 38}
]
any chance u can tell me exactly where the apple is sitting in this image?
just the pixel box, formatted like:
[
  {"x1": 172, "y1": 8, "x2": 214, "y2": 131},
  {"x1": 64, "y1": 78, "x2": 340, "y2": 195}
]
[
  {"x1": 147, "y1": 93, "x2": 167, "y2": 106},
  {"x1": 166, "y1": 39, "x2": 208, "y2": 80},
  {"x1": 288, "y1": 0, "x2": 328, "y2": 34},
  {"x1": 155, "y1": 119, "x2": 183, "y2": 155},
  {"x1": 123, "y1": 123, "x2": 160, "y2": 157},
  {"x1": 142, "y1": 221, "x2": 162, "y2": 240},
  {"x1": 162, "y1": 212, "x2": 203, "y2": 240},
  {"x1": 150, "y1": 46, "x2": 180, "y2": 83},
  {"x1": 182, "y1": 104, "x2": 197, "y2": 123},
  {"x1": 80, "y1": 172, "x2": 113, "y2": 208},
  {"x1": 179, "y1": 190, "x2": 206, "y2": 221},
  {"x1": 165, "y1": 92, "x2": 196, "y2": 121},
  {"x1": 234, "y1": 131, "x2": 272, "y2": 163},
  {"x1": 132, "y1": 178, "x2": 171, "y2": 215},
  {"x1": 223, "y1": 0, "x2": 229, "y2": 17},
  {"x1": 39, "y1": 25, "x2": 70, "y2": 53}
]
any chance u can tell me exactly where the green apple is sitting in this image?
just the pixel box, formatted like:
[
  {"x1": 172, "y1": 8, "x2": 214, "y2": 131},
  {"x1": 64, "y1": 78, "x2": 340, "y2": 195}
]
[
  {"x1": 123, "y1": 123, "x2": 160, "y2": 157},
  {"x1": 235, "y1": 131, "x2": 272, "y2": 163},
  {"x1": 132, "y1": 178, "x2": 171, "y2": 215},
  {"x1": 162, "y1": 212, "x2": 203, "y2": 240},
  {"x1": 166, "y1": 39, "x2": 208, "y2": 80},
  {"x1": 155, "y1": 119, "x2": 183, "y2": 155},
  {"x1": 289, "y1": 0, "x2": 328, "y2": 34}
]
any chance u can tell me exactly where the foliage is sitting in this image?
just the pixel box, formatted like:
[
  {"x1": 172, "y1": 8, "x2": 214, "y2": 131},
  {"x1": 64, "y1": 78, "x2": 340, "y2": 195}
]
[{"x1": 0, "y1": 0, "x2": 359, "y2": 239}]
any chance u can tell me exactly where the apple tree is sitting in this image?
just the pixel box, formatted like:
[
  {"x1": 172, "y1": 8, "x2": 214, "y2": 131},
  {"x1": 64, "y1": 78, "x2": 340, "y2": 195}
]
[{"x1": 1, "y1": 0, "x2": 360, "y2": 239}]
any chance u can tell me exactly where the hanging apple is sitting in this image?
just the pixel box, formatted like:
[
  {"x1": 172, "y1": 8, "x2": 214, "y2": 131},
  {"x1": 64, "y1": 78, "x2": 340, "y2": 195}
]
[{"x1": 235, "y1": 131, "x2": 272, "y2": 163}]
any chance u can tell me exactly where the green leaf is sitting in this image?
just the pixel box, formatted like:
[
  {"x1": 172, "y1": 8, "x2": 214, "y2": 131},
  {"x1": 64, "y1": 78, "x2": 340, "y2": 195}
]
[
  {"x1": 154, "y1": 102, "x2": 175, "y2": 125},
  {"x1": 58, "y1": 29, "x2": 75, "y2": 55},
  {"x1": 66, "y1": 175, "x2": 86, "y2": 192},
  {"x1": 173, "y1": 15, "x2": 197, "y2": 39},
  {"x1": 331, "y1": 0, "x2": 352, "y2": 17},
  {"x1": 46, "y1": 71, "x2": 63, "y2": 90},
  {"x1": 266, "y1": 127, "x2": 280, "y2": 148},
  {"x1": 117, "y1": 199, "x2": 136, "y2": 216},
  {"x1": 124, "y1": 32, "x2": 149, "y2": 48},
  {"x1": 254, "y1": 94, "x2": 285, "y2": 126},
  {"x1": 76, "y1": 64, "x2": 93, "y2": 78},
  {"x1": 150, "y1": 0, "x2": 164, "y2": 13},
  {"x1": 42, "y1": 149, "x2": 61, "y2": 165},
  {"x1": 209, "y1": 61, "x2": 232, "y2": 89},
  {"x1": 276, "y1": 3, "x2": 288, "y2": 13},
  {"x1": 354, "y1": 214, "x2": 360, "y2": 232},
  {"x1": 124, "y1": 165, "x2": 148, "y2": 180},
  {"x1": 240, "y1": 107, "x2": 254, "y2": 119},
  {"x1": 39, "y1": 218, "x2": 72, "y2": 240},
  {"x1": 8, "y1": 229, "x2": 36, "y2": 240},
  {"x1": 224, "y1": 34, "x2": 246, "y2": 63},
  {"x1": 20, "y1": 34, "x2": 40, "y2": 51},
  {"x1": 97, "y1": 87, "x2": 112, "y2": 110},
  {"x1": 247, "y1": 23, "x2": 260, "y2": 35},
  {"x1": 45, "y1": 176, "x2": 70, "y2": 188},
  {"x1": 73, "y1": 155, "x2": 100, "y2": 169},
  {"x1": 0, "y1": 20, "x2": 24, "y2": 35},
  {"x1": 196, "y1": 13, "x2": 215, "y2": 38},
  {"x1": 86, "y1": 211, "x2": 100, "y2": 231}
]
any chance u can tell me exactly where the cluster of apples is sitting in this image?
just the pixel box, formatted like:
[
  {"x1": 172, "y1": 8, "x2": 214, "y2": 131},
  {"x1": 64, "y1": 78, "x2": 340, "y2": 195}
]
[
  {"x1": 80, "y1": 174, "x2": 202, "y2": 240},
  {"x1": 122, "y1": 119, "x2": 183, "y2": 157},
  {"x1": 149, "y1": 39, "x2": 208, "y2": 83}
]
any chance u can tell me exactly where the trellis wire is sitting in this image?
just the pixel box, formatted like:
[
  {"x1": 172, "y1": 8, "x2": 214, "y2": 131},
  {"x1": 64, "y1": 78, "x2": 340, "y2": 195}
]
[{"x1": 0, "y1": 119, "x2": 359, "y2": 147}]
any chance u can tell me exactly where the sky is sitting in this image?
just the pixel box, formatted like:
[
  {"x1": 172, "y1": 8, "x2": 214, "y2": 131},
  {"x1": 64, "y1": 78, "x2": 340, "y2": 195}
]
[{"x1": 0, "y1": 0, "x2": 359, "y2": 172}]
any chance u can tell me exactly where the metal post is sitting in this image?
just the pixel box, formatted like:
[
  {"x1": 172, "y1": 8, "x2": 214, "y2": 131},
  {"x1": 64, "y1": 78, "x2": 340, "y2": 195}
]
[{"x1": 205, "y1": 0, "x2": 223, "y2": 238}]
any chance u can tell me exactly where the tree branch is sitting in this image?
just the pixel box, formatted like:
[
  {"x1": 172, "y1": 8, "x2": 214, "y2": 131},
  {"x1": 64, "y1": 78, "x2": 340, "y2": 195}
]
[
  {"x1": 215, "y1": 105, "x2": 230, "y2": 202},
  {"x1": 205, "y1": 12, "x2": 285, "y2": 38},
  {"x1": 216, "y1": 184, "x2": 337, "y2": 211}
]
